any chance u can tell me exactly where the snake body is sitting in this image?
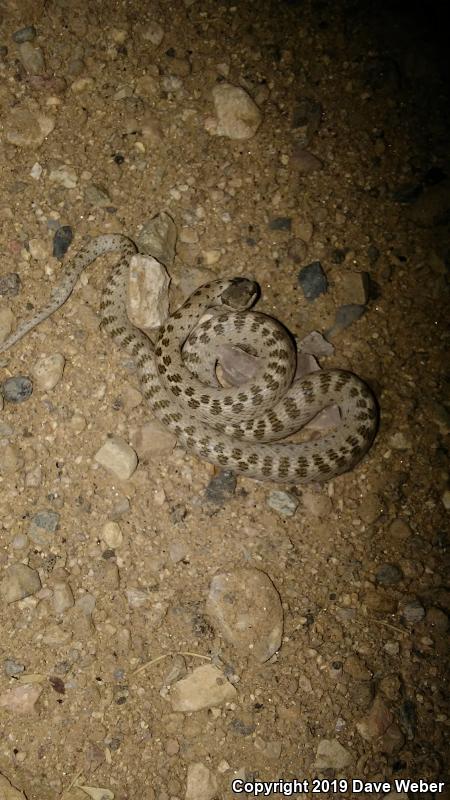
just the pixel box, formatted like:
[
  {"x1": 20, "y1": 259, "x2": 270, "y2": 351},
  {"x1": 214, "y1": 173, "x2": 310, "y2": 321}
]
[{"x1": 0, "y1": 234, "x2": 377, "y2": 483}]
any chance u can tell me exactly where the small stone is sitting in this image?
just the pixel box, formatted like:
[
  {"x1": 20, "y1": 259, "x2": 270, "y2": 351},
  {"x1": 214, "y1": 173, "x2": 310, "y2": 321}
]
[
  {"x1": 267, "y1": 490, "x2": 298, "y2": 517},
  {"x1": 185, "y1": 762, "x2": 218, "y2": 800},
  {"x1": 375, "y1": 563, "x2": 403, "y2": 586},
  {"x1": 49, "y1": 165, "x2": 78, "y2": 188},
  {"x1": 53, "y1": 226, "x2": 73, "y2": 259},
  {"x1": 130, "y1": 420, "x2": 177, "y2": 460},
  {"x1": 326, "y1": 304, "x2": 366, "y2": 337},
  {"x1": 358, "y1": 492, "x2": 384, "y2": 524},
  {"x1": 0, "y1": 684, "x2": 42, "y2": 714},
  {"x1": 170, "y1": 664, "x2": 237, "y2": 711},
  {"x1": 314, "y1": 738, "x2": 352, "y2": 770},
  {"x1": 32, "y1": 353, "x2": 65, "y2": 391},
  {"x1": 141, "y1": 21, "x2": 164, "y2": 46},
  {"x1": 343, "y1": 654, "x2": 372, "y2": 681},
  {"x1": 269, "y1": 217, "x2": 292, "y2": 231},
  {"x1": 294, "y1": 218, "x2": 314, "y2": 243},
  {"x1": 356, "y1": 694, "x2": 394, "y2": 741},
  {"x1": 206, "y1": 568, "x2": 283, "y2": 663},
  {"x1": 101, "y1": 521, "x2": 123, "y2": 549},
  {"x1": 28, "y1": 237, "x2": 51, "y2": 260},
  {"x1": 297, "y1": 261, "x2": 328, "y2": 301},
  {"x1": 0, "y1": 564, "x2": 42, "y2": 603},
  {"x1": 52, "y1": 581, "x2": 75, "y2": 614},
  {"x1": 2, "y1": 376, "x2": 33, "y2": 403},
  {"x1": 378, "y1": 674, "x2": 402, "y2": 701},
  {"x1": 292, "y1": 148, "x2": 323, "y2": 174},
  {"x1": 4, "y1": 107, "x2": 55, "y2": 148},
  {"x1": 363, "y1": 589, "x2": 397, "y2": 614},
  {"x1": 209, "y1": 83, "x2": 262, "y2": 140},
  {"x1": 127, "y1": 254, "x2": 170, "y2": 332},
  {"x1": 298, "y1": 330, "x2": 334, "y2": 357},
  {"x1": 336, "y1": 272, "x2": 370, "y2": 306},
  {"x1": 70, "y1": 77, "x2": 95, "y2": 93},
  {"x1": 0, "y1": 307, "x2": 15, "y2": 343},
  {"x1": 0, "y1": 273, "x2": 21, "y2": 297},
  {"x1": 162, "y1": 655, "x2": 187, "y2": 686},
  {"x1": 389, "y1": 432, "x2": 412, "y2": 450},
  {"x1": 95, "y1": 436, "x2": 138, "y2": 480},
  {"x1": 441, "y1": 488, "x2": 450, "y2": 510},
  {"x1": 12, "y1": 25, "x2": 37, "y2": 43},
  {"x1": 84, "y1": 184, "x2": 112, "y2": 208},
  {"x1": 4, "y1": 659, "x2": 25, "y2": 677},
  {"x1": 205, "y1": 470, "x2": 237, "y2": 506},
  {"x1": 426, "y1": 606, "x2": 449, "y2": 633},
  {"x1": 399, "y1": 598, "x2": 425, "y2": 625},
  {"x1": 17, "y1": 42, "x2": 45, "y2": 75},
  {"x1": 137, "y1": 212, "x2": 177, "y2": 267},
  {"x1": 0, "y1": 444, "x2": 23, "y2": 474},
  {"x1": 388, "y1": 518, "x2": 412, "y2": 541},
  {"x1": 28, "y1": 510, "x2": 60, "y2": 549}
]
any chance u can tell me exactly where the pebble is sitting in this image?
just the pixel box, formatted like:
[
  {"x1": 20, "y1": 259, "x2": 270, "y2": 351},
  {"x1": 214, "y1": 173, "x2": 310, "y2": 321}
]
[
  {"x1": 52, "y1": 581, "x2": 75, "y2": 614},
  {"x1": 126, "y1": 254, "x2": 170, "y2": 332},
  {"x1": 137, "y1": 212, "x2": 177, "y2": 267},
  {"x1": 0, "y1": 444, "x2": 23, "y2": 474},
  {"x1": 356, "y1": 694, "x2": 394, "y2": 741},
  {"x1": 358, "y1": 492, "x2": 384, "y2": 524},
  {"x1": 441, "y1": 488, "x2": 450, "y2": 510},
  {"x1": 0, "y1": 684, "x2": 42, "y2": 714},
  {"x1": 292, "y1": 147, "x2": 323, "y2": 174},
  {"x1": 389, "y1": 432, "x2": 412, "y2": 450},
  {"x1": 28, "y1": 510, "x2": 60, "y2": 549},
  {"x1": 0, "y1": 307, "x2": 15, "y2": 343},
  {"x1": 343, "y1": 654, "x2": 372, "y2": 681},
  {"x1": 269, "y1": 217, "x2": 292, "y2": 231},
  {"x1": 399, "y1": 598, "x2": 425, "y2": 625},
  {"x1": 298, "y1": 330, "x2": 334, "y2": 357},
  {"x1": 206, "y1": 568, "x2": 283, "y2": 663},
  {"x1": 326, "y1": 304, "x2": 366, "y2": 337},
  {"x1": 205, "y1": 470, "x2": 237, "y2": 506},
  {"x1": 375, "y1": 563, "x2": 403, "y2": 586},
  {"x1": 162, "y1": 655, "x2": 187, "y2": 687},
  {"x1": 2, "y1": 376, "x2": 33, "y2": 403},
  {"x1": 52, "y1": 226, "x2": 73, "y2": 259},
  {"x1": 336, "y1": 272, "x2": 371, "y2": 306},
  {"x1": 94, "y1": 436, "x2": 138, "y2": 480},
  {"x1": 297, "y1": 261, "x2": 328, "y2": 301},
  {"x1": 388, "y1": 518, "x2": 412, "y2": 541},
  {"x1": 169, "y1": 664, "x2": 237, "y2": 711},
  {"x1": 4, "y1": 659, "x2": 25, "y2": 677},
  {"x1": 313, "y1": 738, "x2": 353, "y2": 770},
  {"x1": 426, "y1": 606, "x2": 449, "y2": 633},
  {"x1": 32, "y1": 353, "x2": 65, "y2": 391},
  {"x1": 141, "y1": 21, "x2": 165, "y2": 46},
  {"x1": 130, "y1": 420, "x2": 177, "y2": 460},
  {"x1": 267, "y1": 490, "x2": 298, "y2": 517},
  {"x1": 12, "y1": 26, "x2": 37, "y2": 43},
  {"x1": 0, "y1": 273, "x2": 21, "y2": 297},
  {"x1": 101, "y1": 521, "x2": 123, "y2": 549},
  {"x1": 49, "y1": 165, "x2": 78, "y2": 189},
  {"x1": 207, "y1": 83, "x2": 262, "y2": 140},
  {"x1": 185, "y1": 762, "x2": 218, "y2": 800},
  {"x1": 4, "y1": 107, "x2": 55, "y2": 148},
  {"x1": 0, "y1": 563, "x2": 42, "y2": 603},
  {"x1": 84, "y1": 183, "x2": 112, "y2": 208},
  {"x1": 17, "y1": 41, "x2": 45, "y2": 74}
]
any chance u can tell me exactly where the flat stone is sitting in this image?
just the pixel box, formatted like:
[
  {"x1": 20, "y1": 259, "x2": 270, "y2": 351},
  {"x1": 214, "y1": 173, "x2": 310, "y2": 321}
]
[
  {"x1": 208, "y1": 83, "x2": 262, "y2": 140},
  {"x1": 32, "y1": 353, "x2": 65, "y2": 391},
  {"x1": 267, "y1": 490, "x2": 298, "y2": 517},
  {"x1": 0, "y1": 563, "x2": 42, "y2": 603},
  {"x1": 298, "y1": 261, "x2": 328, "y2": 301},
  {"x1": 137, "y1": 212, "x2": 177, "y2": 267},
  {"x1": 185, "y1": 762, "x2": 218, "y2": 800},
  {"x1": 130, "y1": 420, "x2": 176, "y2": 460},
  {"x1": 326, "y1": 304, "x2": 366, "y2": 337},
  {"x1": 95, "y1": 436, "x2": 138, "y2": 480},
  {"x1": 356, "y1": 694, "x2": 394, "y2": 741},
  {"x1": 170, "y1": 664, "x2": 237, "y2": 711},
  {"x1": 127, "y1": 254, "x2": 170, "y2": 332},
  {"x1": 314, "y1": 738, "x2": 352, "y2": 770}
]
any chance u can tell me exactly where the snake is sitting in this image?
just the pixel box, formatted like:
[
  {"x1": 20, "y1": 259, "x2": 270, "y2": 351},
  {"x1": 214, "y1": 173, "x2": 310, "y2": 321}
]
[{"x1": 0, "y1": 234, "x2": 378, "y2": 483}]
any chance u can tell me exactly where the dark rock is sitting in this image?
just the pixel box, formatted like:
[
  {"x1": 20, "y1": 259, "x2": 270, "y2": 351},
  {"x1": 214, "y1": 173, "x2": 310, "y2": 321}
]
[
  {"x1": 330, "y1": 248, "x2": 348, "y2": 264},
  {"x1": 205, "y1": 469, "x2": 237, "y2": 506},
  {"x1": 297, "y1": 261, "x2": 328, "y2": 301},
  {"x1": 269, "y1": 217, "x2": 292, "y2": 231},
  {"x1": 12, "y1": 26, "x2": 37, "y2": 43},
  {"x1": 367, "y1": 244, "x2": 380, "y2": 264},
  {"x1": 2, "y1": 376, "x2": 33, "y2": 403},
  {"x1": 326, "y1": 304, "x2": 366, "y2": 337},
  {"x1": 53, "y1": 226, "x2": 74, "y2": 259},
  {"x1": 375, "y1": 563, "x2": 403, "y2": 586},
  {"x1": 0, "y1": 272, "x2": 21, "y2": 297}
]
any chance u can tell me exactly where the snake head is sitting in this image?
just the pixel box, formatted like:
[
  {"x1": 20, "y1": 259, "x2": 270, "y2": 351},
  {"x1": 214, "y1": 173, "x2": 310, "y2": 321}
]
[{"x1": 221, "y1": 278, "x2": 259, "y2": 310}]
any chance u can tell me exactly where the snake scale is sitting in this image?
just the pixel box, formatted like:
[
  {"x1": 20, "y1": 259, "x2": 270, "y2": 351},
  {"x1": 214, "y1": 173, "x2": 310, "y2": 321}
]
[{"x1": 0, "y1": 234, "x2": 378, "y2": 483}]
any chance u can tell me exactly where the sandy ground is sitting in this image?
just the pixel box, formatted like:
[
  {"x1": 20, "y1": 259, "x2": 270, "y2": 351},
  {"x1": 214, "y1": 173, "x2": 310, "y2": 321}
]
[{"x1": 0, "y1": 1, "x2": 449, "y2": 799}]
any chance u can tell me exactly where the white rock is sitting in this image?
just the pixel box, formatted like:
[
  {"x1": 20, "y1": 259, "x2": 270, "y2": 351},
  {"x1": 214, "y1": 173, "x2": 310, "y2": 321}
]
[
  {"x1": 206, "y1": 568, "x2": 283, "y2": 663},
  {"x1": 49, "y1": 165, "x2": 78, "y2": 188},
  {"x1": 29, "y1": 237, "x2": 51, "y2": 260},
  {"x1": 0, "y1": 307, "x2": 15, "y2": 343},
  {"x1": 32, "y1": 352, "x2": 65, "y2": 390},
  {"x1": 314, "y1": 738, "x2": 353, "y2": 770},
  {"x1": 209, "y1": 83, "x2": 262, "y2": 140},
  {"x1": 185, "y1": 762, "x2": 218, "y2": 800},
  {"x1": 141, "y1": 21, "x2": 165, "y2": 46},
  {"x1": 126, "y1": 254, "x2": 170, "y2": 331},
  {"x1": 52, "y1": 581, "x2": 75, "y2": 613},
  {"x1": 170, "y1": 664, "x2": 237, "y2": 711},
  {"x1": 0, "y1": 563, "x2": 42, "y2": 603},
  {"x1": 101, "y1": 520, "x2": 123, "y2": 549},
  {"x1": 0, "y1": 683, "x2": 42, "y2": 714},
  {"x1": 94, "y1": 436, "x2": 138, "y2": 480},
  {"x1": 130, "y1": 419, "x2": 177, "y2": 459}
]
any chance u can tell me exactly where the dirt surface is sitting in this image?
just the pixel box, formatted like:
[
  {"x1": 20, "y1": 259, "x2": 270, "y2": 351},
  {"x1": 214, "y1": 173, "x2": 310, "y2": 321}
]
[{"x1": 0, "y1": 1, "x2": 449, "y2": 799}]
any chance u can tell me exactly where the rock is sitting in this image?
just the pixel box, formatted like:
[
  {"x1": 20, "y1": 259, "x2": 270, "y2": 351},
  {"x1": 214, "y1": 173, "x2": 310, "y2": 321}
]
[
  {"x1": 141, "y1": 21, "x2": 165, "y2": 46},
  {"x1": 205, "y1": 470, "x2": 237, "y2": 506},
  {"x1": 389, "y1": 432, "x2": 412, "y2": 450},
  {"x1": 17, "y1": 42, "x2": 45, "y2": 74},
  {"x1": 208, "y1": 83, "x2": 262, "y2": 140},
  {"x1": 0, "y1": 684, "x2": 42, "y2": 714},
  {"x1": 4, "y1": 660, "x2": 25, "y2": 677},
  {"x1": 269, "y1": 216, "x2": 292, "y2": 231},
  {"x1": 49, "y1": 165, "x2": 78, "y2": 188},
  {"x1": 185, "y1": 762, "x2": 218, "y2": 800},
  {"x1": 0, "y1": 564, "x2": 42, "y2": 603},
  {"x1": 378, "y1": 674, "x2": 402, "y2": 700},
  {"x1": 292, "y1": 148, "x2": 323, "y2": 174},
  {"x1": 170, "y1": 664, "x2": 237, "y2": 711},
  {"x1": 0, "y1": 273, "x2": 21, "y2": 297},
  {"x1": 4, "y1": 108, "x2": 55, "y2": 148},
  {"x1": 356, "y1": 694, "x2": 394, "y2": 741},
  {"x1": 0, "y1": 772, "x2": 28, "y2": 799},
  {"x1": 380, "y1": 722, "x2": 405, "y2": 754},
  {"x1": 0, "y1": 307, "x2": 15, "y2": 343},
  {"x1": 388, "y1": 518, "x2": 412, "y2": 541},
  {"x1": 326, "y1": 304, "x2": 366, "y2": 337},
  {"x1": 137, "y1": 212, "x2": 177, "y2": 267},
  {"x1": 399, "y1": 598, "x2": 425, "y2": 625},
  {"x1": 358, "y1": 492, "x2": 384, "y2": 524},
  {"x1": 53, "y1": 226, "x2": 73, "y2": 258},
  {"x1": 441, "y1": 488, "x2": 450, "y2": 510},
  {"x1": 267, "y1": 490, "x2": 298, "y2": 517},
  {"x1": 126, "y1": 254, "x2": 170, "y2": 332},
  {"x1": 2, "y1": 376, "x2": 33, "y2": 403},
  {"x1": 130, "y1": 420, "x2": 177, "y2": 460},
  {"x1": 206, "y1": 568, "x2": 283, "y2": 663},
  {"x1": 28, "y1": 510, "x2": 60, "y2": 548},
  {"x1": 52, "y1": 581, "x2": 75, "y2": 614},
  {"x1": 101, "y1": 521, "x2": 123, "y2": 549},
  {"x1": 336, "y1": 272, "x2": 370, "y2": 306},
  {"x1": 314, "y1": 738, "x2": 352, "y2": 770},
  {"x1": 28, "y1": 237, "x2": 51, "y2": 260},
  {"x1": 297, "y1": 261, "x2": 328, "y2": 301},
  {"x1": 298, "y1": 330, "x2": 334, "y2": 357},
  {"x1": 12, "y1": 25, "x2": 37, "y2": 43},
  {"x1": 426, "y1": 606, "x2": 449, "y2": 633},
  {"x1": 95, "y1": 436, "x2": 138, "y2": 480},
  {"x1": 84, "y1": 184, "x2": 112, "y2": 208},
  {"x1": 0, "y1": 444, "x2": 23, "y2": 474},
  {"x1": 32, "y1": 353, "x2": 65, "y2": 391},
  {"x1": 375, "y1": 563, "x2": 403, "y2": 586},
  {"x1": 343, "y1": 654, "x2": 372, "y2": 681}
]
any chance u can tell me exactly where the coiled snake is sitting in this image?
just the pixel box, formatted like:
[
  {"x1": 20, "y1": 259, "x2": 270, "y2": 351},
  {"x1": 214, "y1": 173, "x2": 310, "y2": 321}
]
[{"x1": 0, "y1": 234, "x2": 378, "y2": 483}]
